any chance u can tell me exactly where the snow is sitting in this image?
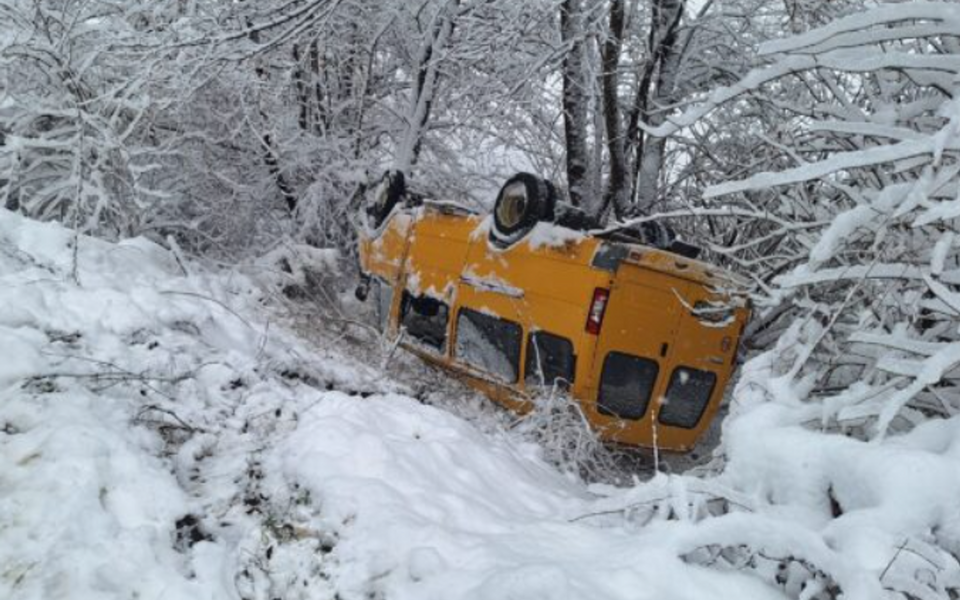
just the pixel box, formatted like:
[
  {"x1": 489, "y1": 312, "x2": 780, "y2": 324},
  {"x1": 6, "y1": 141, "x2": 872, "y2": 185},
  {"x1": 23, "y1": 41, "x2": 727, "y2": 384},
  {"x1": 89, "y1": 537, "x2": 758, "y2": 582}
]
[
  {"x1": 4, "y1": 207, "x2": 960, "y2": 600},
  {"x1": 932, "y1": 232, "x2": 955, "y2": 275},
  {"x1": 0, "y1": 209, "x2": 385, "y2": 600},
  {"x1": 404, "y1": 268, "x2": 455, "y2": 302},
  {"x1": 719, "y1": 400, "x2": 960, "y2": 595},
  {"x1": 525, "y1": 221, "x2": 586, "y2": 250},
  {"x1": 806, "y1": 204, "x2": 874, "y2": 270},
  {"x1": 460, "y1": 264, "x2": 524, "y2": 298},
  {"x1": 759, "y1": 3, "x2": 960, "y2": 57},
  {"x1": 255, "y1": 243, "x2": 340, "y2": 291},
  {"x1": 705, "y1": 135, "x2": 960, "y2": 200},
  {"x1": 265, "y1": 396, "x2": 785, "y2": 600}
]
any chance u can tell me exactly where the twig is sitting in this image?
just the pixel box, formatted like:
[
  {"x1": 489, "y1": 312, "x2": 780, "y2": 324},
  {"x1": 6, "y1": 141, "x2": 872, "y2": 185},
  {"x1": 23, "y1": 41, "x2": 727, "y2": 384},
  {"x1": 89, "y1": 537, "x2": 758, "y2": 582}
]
[
  {"x1": 166, "y1": 234, "x2": 192, "y2": 277},
  {"x1": 135, "y1": 404, "x2": 202, "y2": 433},
  {"x1": 569, "y1": 490, "x2": 753, "y2": 523},
  {"x1": 160, "y1": 290, "x2": 255, "y2": 330},
  {"x1": 381, "y1": 329, "x2": 406, "y2": 371},
  {"x1": 880, "y1": 539, "x2": 909, "y2": 582},
  {"x1": 569, "y1": 496, "x2": 671, "y2": 522},
  {"x1": 256, "y1": 320, "x2": 271, "y2": 362},
  {"x1": 71, "y1": 106, "x2": 85, "y2": 287}
]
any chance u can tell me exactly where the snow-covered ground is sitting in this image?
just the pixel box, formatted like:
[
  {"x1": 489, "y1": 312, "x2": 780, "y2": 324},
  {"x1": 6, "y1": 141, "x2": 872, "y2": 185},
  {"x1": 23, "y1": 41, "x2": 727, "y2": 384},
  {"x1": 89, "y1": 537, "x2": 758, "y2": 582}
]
[{"x1": 1, "y1": 209, "x2": 958, "y2": 600}]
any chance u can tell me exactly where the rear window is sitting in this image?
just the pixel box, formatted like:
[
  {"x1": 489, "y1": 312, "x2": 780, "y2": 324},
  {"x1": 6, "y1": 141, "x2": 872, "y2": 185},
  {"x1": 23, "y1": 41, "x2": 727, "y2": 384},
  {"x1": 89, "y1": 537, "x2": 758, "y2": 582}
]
[
  {"x1": 525, "y1": 332, "x2": 575, "y2": 390},
  {"x1": 400, "y1": 291, "x2": 449, "y2": 353},
  {"x1": 455, "y1": 308, "x2": 522, "y2": 382},
  {"x1": 658, "y1": 367, "x2": 717, "y2": 429},
  {"x1": 597, "y1": 352, "x2": 658, "y2": 420}
]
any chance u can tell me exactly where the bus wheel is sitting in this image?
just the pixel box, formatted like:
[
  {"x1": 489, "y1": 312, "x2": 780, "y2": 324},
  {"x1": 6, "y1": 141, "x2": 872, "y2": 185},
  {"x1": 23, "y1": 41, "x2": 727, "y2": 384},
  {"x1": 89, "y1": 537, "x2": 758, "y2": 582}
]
[
  {"x1": 635, "y1": 220, "x2": 676, "y2": 249},
  {"x1": 366, "y1": 170, "x2": 406, "y2": 230},
  {"x1": 490, "y1": 173, "x2": 556, "y2": 245}
]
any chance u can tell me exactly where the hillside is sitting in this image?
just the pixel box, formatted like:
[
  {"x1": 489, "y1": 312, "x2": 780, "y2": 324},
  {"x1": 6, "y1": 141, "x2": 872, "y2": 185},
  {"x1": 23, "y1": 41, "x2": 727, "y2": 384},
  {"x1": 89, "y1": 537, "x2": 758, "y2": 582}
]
[{"x1": 4, "y1": 208, "x2": 957, "y2": 600}]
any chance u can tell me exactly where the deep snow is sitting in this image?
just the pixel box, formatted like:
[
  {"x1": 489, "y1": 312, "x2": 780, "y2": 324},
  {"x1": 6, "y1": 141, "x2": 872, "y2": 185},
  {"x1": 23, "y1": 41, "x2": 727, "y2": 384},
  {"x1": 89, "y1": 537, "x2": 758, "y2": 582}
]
[{"x1": 1, "y1": 209, "x2": 958, "y2": 599}]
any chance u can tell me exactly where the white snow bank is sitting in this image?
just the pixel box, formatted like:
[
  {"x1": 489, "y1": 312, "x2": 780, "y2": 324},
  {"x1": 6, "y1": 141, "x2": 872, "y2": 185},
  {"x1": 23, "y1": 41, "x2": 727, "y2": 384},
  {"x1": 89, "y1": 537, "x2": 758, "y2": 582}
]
[
  {"x1": 713, "y1": 340, "x2": 960, "y2": 599},
  {"x1": 0, "y1": 388, "x2": 221, "y2": 600},
  {"x1": 266, "y1": 394, "x2": 787, "y2": 600},
  {"x1": 3, "y1": 206, "x2": 946, "y2": 600},
  {"x1": 0, "y1": 209, "x2": 384, "y2": 600},
  {"x1": 0, "y1": 211, "x2": 246, "y2": 600}
]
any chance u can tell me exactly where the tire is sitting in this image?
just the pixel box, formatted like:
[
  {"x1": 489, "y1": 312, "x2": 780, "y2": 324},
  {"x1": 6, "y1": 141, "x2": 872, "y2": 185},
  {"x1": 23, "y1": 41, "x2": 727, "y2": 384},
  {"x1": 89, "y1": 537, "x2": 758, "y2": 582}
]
[
  {"x1": 366, "y1": 170, "x2": 406, "y2": 230},
  {"x1": 490, "y1": 173, "x2": 556, "y2": 246},
  {"x1": 553, "y1": 201, "x2": 601, "y2": 232},
  {"x1": 635, "y1": 220, "x2": 676, "y2": 249}
]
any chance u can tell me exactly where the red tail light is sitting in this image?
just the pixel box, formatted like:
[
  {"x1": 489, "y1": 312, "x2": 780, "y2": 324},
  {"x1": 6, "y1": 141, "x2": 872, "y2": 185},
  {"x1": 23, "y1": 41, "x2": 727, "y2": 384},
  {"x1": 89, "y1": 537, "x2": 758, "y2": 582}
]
[{"x1": 586, "y1": 288, "x2": 610, "y2": 335}]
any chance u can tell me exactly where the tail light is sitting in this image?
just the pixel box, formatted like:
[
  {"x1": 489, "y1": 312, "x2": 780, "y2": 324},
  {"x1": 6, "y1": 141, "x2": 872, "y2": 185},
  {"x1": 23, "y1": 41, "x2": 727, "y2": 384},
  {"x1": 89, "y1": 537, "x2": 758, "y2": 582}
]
[{"x1": 586, "y1": 288, "x2": 610, "y2": 335}]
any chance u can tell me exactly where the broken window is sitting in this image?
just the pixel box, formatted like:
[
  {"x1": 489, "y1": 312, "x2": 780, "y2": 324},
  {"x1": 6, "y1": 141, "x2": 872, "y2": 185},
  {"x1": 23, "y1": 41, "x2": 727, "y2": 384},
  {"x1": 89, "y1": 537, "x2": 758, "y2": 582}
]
[{"x1": 400, "y1": 291, "x2": 449, "y2": 353}]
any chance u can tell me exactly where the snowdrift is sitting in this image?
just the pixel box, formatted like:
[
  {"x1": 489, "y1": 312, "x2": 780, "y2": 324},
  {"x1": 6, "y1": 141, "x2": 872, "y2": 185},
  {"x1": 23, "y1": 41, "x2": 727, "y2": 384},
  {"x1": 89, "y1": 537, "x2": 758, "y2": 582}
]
[{"x1": 1, "y1": 208, "x2": 957, "y2": 599}]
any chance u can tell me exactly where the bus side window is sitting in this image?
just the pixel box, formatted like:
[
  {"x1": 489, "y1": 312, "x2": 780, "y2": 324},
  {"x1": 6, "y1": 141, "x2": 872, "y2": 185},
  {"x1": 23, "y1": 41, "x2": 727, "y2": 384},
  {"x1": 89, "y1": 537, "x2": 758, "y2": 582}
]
[
  {"x1": 597, "y1": 352, "x2": 658, "y2": 420},
  {"x1": 525, "y1": 332, "x2": 575, "y2": 390},
  {"x1": 455, "y1": 308, "x2": 522, "y2": 383},
  {"x1": 400, "y1": 291, "x2": 449, "y2": 353}
]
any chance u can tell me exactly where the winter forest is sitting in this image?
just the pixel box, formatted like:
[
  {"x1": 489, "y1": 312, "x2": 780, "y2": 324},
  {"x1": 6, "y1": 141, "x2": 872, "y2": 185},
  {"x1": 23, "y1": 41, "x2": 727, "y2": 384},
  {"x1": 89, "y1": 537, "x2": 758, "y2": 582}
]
[{"x1": 4, "y1": 0, "x2": 960, "y2": 599}]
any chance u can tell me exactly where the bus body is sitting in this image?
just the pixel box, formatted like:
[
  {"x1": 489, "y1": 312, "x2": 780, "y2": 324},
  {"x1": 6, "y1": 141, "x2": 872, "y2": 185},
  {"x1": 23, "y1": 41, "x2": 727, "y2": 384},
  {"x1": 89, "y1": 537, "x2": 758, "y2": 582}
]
[{"x1": 358, "y1": 203, "x2": 749, "y2": 452}]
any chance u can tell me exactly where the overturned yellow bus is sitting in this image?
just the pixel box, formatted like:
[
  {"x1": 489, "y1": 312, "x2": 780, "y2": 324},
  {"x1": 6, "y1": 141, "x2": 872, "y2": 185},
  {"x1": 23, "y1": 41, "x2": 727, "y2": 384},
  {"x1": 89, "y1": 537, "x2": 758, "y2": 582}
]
[{"x1": 356, "y1": 171, "x2": 749, "y2": 452}]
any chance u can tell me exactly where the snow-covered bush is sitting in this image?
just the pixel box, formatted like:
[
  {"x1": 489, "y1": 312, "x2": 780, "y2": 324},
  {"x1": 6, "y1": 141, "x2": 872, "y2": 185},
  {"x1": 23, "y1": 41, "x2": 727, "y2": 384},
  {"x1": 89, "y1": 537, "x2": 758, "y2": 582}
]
[
  {"x1": 253, "y1": 243, "x2": 340, "y2": 304},
  {"x1": 651, "y1": 2, "x2": 960, "y2": 440},
  {"x1": 631, "y1": 4, "x2": 960, "y2": 598},
  {"x1": 511, "y1": 389, "x2": 625, "y2": 482},
  {"x1": 0, "y1": 0, "x2": 173, "y2": 237}
]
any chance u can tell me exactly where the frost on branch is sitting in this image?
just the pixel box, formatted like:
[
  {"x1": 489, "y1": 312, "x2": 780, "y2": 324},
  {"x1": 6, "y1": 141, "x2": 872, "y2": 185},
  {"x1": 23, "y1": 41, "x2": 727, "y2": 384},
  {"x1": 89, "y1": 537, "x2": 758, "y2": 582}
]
[
  {"x1": 624, "y1": 6, "x2": 960, "y2": 598},
  {"x1": 657, "y1": 3, "x2": 960, "y2": 441}
]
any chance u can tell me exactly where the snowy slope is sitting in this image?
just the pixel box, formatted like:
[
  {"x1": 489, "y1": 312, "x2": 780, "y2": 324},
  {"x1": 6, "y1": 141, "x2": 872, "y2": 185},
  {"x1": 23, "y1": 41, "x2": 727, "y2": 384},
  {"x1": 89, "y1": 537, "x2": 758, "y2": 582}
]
[{"x1": 1, "y1": 209, "x2": 956, "y2": 600}]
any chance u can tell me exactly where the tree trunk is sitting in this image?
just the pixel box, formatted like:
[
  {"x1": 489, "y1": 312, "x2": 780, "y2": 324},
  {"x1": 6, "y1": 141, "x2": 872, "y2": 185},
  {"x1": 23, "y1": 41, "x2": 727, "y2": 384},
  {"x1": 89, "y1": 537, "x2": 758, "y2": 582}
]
[
  {"x1": 292, "y1": 44, "x2": 310, "y2": 131},
  {"x1": 395, "y1": 0, "x2": 459, "y2": 172},
  {"x1": 560, "y1": 0, "x2": 590, "y2": 209},
  {"x1": 309, "y1": 40, "x2": 327, "y2": 136},
  {"x1": 629, "y1": 0, "x2": 685, "y2": 214},
  {"x1": 255, "y1": 61, "x2": 297, "y2": 214},
  {"x1": 600, "y1": 0, "x2": 629, "y2": 219},
  {"x1": 261, "y1": 131, "x2": 297, "y2": 213}
]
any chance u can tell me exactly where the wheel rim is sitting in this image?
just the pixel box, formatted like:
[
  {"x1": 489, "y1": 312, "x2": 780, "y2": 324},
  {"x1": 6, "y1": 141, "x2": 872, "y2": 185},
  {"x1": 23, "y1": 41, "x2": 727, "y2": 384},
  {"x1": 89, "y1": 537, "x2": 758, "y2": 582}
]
[{"x1": 496, "y1": 182, "x2": 528, "y2": 230}]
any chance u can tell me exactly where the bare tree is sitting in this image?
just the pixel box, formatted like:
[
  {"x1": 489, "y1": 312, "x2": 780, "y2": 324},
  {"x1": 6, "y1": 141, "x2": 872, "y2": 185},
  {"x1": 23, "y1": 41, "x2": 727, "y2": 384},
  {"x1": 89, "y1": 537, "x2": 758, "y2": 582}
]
[
  {"x1": 630, "y1": 0, "x2": 686, "y2": 213},
  {"x1": 560, "y1": 0, "x2": 592, "y2": 209},
  {"x1": 638, "y1": 2, "x2": 960, "y2": 445}
]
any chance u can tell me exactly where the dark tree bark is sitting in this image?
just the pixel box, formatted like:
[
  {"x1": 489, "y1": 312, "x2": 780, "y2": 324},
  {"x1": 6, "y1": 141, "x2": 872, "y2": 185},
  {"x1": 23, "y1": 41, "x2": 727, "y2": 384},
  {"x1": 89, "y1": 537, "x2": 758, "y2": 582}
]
[
  {"x1": 560, "y1": 0, "x2": 590, "y2": 209},
  {"x1": 255, "y1": 61, "x2": 297, "y2": 214},
  {"x1": 309, "y1": 40, "x2": 327, "y2": 135},
  {"x1": 261, "y1": 131, "x2": 298, "y2": 213},
  {"x1": 600, "y1": 0, "x2": 629, "y2": 219},
  {"x1": 293, "y1": 43, "x2": 310, "y2": 131},
  {"x1": 628, "y1": 0, "x2": 685, "y2": 213},
  {"x1": 410, "y1": 16, "x2": 444, "y2": 164}
]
